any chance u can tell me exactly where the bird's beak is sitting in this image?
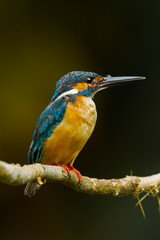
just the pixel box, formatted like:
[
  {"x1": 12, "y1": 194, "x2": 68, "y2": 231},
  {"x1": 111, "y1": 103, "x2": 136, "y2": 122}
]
[{"x1": 97, "y1": 76, "x2": 146, "y2": 89}]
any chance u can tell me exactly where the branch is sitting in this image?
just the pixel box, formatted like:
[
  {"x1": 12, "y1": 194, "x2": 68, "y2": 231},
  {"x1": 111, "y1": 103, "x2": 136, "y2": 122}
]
[{"x1": 0, "y1": 160, "x2": 160, "y2": 197}]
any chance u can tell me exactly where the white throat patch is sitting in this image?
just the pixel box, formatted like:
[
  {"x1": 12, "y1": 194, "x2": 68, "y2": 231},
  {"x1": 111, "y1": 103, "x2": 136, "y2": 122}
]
[{"x1": 54, "y1": 89, "x2": 78, "y2": 102}]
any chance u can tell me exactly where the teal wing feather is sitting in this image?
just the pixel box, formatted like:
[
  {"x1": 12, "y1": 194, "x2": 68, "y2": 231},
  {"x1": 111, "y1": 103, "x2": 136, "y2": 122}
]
[{"x1": 28, "y1": 97, "x2": 69, "y2": 164}]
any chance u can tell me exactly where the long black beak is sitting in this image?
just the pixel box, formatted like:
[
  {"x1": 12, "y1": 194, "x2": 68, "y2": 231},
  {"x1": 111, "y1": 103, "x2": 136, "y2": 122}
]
[{"x1": 98, "y1": 76, "x2": 146, "y2": 89}]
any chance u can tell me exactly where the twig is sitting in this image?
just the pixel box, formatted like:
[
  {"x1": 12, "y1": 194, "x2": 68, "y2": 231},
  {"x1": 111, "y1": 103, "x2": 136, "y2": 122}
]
[{"x1": 0, "y1": 160, "x2": 160, "y2": 197}]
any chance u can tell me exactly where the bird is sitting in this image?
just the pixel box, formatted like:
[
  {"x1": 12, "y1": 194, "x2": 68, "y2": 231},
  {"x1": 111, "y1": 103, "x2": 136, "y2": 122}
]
[{"x1": 24, "y1": 71, "x2": 145, "y2": 197}]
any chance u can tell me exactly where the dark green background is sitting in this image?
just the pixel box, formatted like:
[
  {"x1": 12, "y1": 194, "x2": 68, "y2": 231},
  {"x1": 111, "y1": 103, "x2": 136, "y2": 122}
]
[{"x1": 0, "y1": 1, "x2": 160, "y2": 240}]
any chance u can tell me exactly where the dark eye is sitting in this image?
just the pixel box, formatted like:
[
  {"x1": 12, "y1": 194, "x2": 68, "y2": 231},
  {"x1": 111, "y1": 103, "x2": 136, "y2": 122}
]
[{"x1": 86, "y1": 77, "x2": 94, "y2": 83}]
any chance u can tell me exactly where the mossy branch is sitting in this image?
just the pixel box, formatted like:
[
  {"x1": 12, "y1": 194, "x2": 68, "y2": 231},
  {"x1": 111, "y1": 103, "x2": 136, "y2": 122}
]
[{"x1": 0, "y1": 160, "x2": 160, "y2": 197}]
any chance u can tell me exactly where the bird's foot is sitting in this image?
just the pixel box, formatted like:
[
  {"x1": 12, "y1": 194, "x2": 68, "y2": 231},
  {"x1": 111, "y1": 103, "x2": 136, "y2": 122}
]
[
  {"x1": 51, "y1": 162, "x2": 71, "y2": 178},
  {"x1": 67, "y1": 163, "x2": 82, "y2": 184}
]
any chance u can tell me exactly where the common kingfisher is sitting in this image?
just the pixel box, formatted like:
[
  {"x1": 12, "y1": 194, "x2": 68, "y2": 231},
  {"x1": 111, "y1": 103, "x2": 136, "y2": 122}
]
[{"x1": 24, "y1": 71, "x2": 145, "y2": 197}]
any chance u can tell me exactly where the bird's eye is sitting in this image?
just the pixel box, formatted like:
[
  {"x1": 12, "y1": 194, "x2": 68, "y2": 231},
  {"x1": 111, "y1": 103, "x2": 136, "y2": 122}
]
[{"x1": 86, "y1": 77, "x2": 94, "y2": 83}]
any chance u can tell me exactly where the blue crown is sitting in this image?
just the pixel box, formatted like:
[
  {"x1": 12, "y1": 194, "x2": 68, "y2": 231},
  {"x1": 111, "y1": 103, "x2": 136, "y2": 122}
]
[{"x1": 51, "y1": 71, "x2": 101, "y2": 101}]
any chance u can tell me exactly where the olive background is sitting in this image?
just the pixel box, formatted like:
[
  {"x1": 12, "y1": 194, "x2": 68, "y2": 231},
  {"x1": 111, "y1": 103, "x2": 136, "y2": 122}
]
[{"x1": 0, "y1": 1, "x2": 160, "y2": 240}]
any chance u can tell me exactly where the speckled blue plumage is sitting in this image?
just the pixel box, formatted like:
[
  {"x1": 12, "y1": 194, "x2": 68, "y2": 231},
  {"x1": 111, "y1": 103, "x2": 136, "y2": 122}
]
[
  {"x1": 28, "y1": 97, "x2": 68, "y2": 163},
  {"x1": 28, "y1": 71, "x2": 102, "y2": 164},
  {"x1": 51, "y1": 71, "x2": 100, "y2": 101}
]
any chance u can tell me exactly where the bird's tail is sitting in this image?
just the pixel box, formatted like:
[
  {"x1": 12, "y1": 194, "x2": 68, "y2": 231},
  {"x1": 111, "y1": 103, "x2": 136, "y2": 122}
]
[{"x1": 24, "y1": 180, "x2": 39, "y2": 197}]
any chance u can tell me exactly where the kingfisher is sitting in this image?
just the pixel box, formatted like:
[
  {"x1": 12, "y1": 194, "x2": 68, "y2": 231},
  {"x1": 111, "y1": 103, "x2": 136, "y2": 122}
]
[{"x1": 24, "y1": 71, "x2": 145, "y2": 197}]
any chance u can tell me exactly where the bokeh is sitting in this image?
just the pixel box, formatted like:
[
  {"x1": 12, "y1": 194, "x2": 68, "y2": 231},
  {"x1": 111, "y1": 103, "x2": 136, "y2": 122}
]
[{"x1": 0, "y1": 1, "x2": 160, "y2": 240}]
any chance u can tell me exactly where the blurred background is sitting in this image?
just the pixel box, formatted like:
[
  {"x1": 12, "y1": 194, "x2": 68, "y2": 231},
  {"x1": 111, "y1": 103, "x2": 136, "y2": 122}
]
[{"x1": 0, "y1": 0, "x2": 160, "y2": 239}]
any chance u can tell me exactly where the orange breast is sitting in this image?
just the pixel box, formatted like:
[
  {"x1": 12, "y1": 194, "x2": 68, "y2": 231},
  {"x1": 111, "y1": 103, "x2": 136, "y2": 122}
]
[{"x1": 42, "y1": 96, "x2": 97, "y2": 165}]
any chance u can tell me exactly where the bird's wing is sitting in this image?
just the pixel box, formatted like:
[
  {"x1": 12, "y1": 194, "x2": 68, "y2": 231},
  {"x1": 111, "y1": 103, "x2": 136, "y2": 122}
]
[{"x1": 28, "y1": 97, "x2": 69, "y2": 164}]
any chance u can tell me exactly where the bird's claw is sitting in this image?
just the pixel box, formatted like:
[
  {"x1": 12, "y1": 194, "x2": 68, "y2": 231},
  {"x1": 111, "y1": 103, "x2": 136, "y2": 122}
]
[
  {"x1": 51, "y1": 162, "x2": 82, "y2": 183},
  {"x1": 51, "y1": 162, "x2": 71, "y2": 179},
  {"x1": 67, "y1": 163, "x2": 82, "y2": 184}
]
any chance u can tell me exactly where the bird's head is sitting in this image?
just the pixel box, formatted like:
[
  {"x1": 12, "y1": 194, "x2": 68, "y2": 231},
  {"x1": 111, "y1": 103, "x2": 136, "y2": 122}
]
[{"x1": 51, "y1": 71, "x2": 145, "y2": 101}]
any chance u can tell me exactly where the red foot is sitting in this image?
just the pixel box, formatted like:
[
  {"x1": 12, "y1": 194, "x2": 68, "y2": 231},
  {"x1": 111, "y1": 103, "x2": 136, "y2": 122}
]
[
  {"x1": 67, "y1": 163, "x2": 82, "y2": 184},
  {"x1": 51, "y1": 162, "x2": 70, "y2": 178}
]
